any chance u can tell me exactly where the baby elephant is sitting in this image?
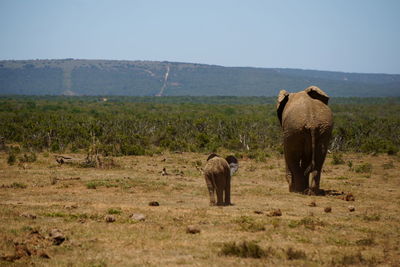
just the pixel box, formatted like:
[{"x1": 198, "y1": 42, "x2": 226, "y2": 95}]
[{"x1": 204, "y1": 154, "x2": 239, "y2": 206}]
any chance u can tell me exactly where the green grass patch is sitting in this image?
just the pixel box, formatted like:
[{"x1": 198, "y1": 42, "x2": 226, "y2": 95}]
[
  {"x1": 107, "y1": 208, "x2": 122, "y2": 215},
  {"x1": 234, "y1": 216, "x2": 265, "y2": 232}
]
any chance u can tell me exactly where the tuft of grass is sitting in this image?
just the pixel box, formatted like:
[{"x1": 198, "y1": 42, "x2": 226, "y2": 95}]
[
  {"x1": 7, "y1": 152, "x2": 17, "y2": 165},
  {"x1": 362, "y1": 213, "x2": 380, "y2": 222},
  {"x1": 382, "y1": 161, "x2": 394, "y2": 169},
  {"x1": 219, "y1": 241, "x2": 269, "y2": 258},
  {"x1": 288, "y1": 217, "x2": 325, "y2": 230},
  {"x1": 10, "y1": 182, "x2": 27, "y2": 189},
  {"x1": 331, "y1": 153, "x2": 345, "y2": 165},
  {"x1": 107, "y1": 208, "x2": 122, "y2": 215},
  {"x1": 234, "y1": 216, "x2": 265, "y2": 232},
  {"x1": 332, "y1": 251, "x2": 377, "y2": 265},
  {"x1": 355, "y1": 237, "x2": 375, "y2": 246},
  {"x1": 86, "y1": 182, "x2": 97, "y2": 189},
  {"x1": 329, "y1": 176, "x2": 348, "y2": 180},
  {"x1": 286, "y1": 247, "x2": 307, "y2": 260},
  {"x1": 354, "y1": 163, "x2": 372, "y2": 173}
]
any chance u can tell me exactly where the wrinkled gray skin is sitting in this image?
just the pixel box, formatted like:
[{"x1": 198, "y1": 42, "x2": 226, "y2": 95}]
[
  {"x1": 277, "y1": 86, "x2": 333, "y2": 193},
  {"x1": 204, "y1": 154, "x2": 238, "y2": 206}
]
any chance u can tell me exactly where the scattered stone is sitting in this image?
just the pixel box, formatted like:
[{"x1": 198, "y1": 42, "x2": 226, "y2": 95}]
[
  {"x1": 38, "y1": 250, "x2": 50, "y2": 259},
  {"x1": 161, "y1": 168, "x2": 168, "y2": 176},
  {"x1": 130, "y1": 213, "x2": 146, "y2": 222},
  {"x1": 308, "y1": 200, "x2": 317, "y2": 207},
  {"x1": 348, "y1": 205, "x2": 355, "y2": 212},
  {"x1": 105, "y1": 215, "x2": 116, "y2": 223},
  {"x1": 49, "y1": 229, "x2": 65, "y2": 245},
  {"x1": 20, "y1": 212, "x2": 36, "y2": 219},
  {"x1": 324, "y1": 207, "x2": 332, "y2": 213},
  {"x1": 254, "y1": 210, "x2": 264, "y2": 214},
  {"x1": 149, "y1": 201, "x2": 160, "y2": 206},
  {"x1": 345, "y1": 193, "x2": 355, "y2": 201},
  {"x1": 269, "y1": 209, "x2": 282, "y2": 216},
  {"x1": 186, "y1": 225, "x2": 201, "y2": 234}
]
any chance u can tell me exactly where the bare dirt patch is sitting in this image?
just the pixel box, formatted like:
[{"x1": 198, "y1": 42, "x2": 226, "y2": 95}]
[{"x1": 0, "y1": 151, "x2": 399, "y2": 266}]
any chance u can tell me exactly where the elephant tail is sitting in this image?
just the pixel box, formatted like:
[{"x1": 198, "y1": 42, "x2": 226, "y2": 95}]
[{"x1": 304, "y1": 128, "x2": 316, "y2": 176}]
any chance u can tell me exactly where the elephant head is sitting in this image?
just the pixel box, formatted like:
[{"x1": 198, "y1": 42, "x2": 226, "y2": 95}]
[
  {"x1": 204, "y1": 154, "x2": 239, "y2": 206},
  {"x1": 276, "y1": 86, "x2": 333, "y2": 194}
]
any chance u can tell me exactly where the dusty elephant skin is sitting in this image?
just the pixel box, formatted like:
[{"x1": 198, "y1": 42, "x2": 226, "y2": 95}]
[
  {"x1": 277, "y1": 86, "x2": 333, "y2": 193},
  {"x1": 204, "y1": 154, "x2": 238, "y2": 206}
]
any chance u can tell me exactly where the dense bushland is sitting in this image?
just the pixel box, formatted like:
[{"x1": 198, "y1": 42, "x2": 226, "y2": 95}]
[{"x1": 0, "y1": 96, "x2": 399, "y2": 157}]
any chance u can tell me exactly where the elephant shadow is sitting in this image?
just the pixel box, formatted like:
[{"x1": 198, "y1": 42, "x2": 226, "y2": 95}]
[{"x1": 304, "y1": 188, "x2": 345, "y2": 196}]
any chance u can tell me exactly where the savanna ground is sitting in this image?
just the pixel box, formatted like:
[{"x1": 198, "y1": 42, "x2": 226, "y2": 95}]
[{"x1": 1, "y1": 150, "x2": 399, "y2": 266}]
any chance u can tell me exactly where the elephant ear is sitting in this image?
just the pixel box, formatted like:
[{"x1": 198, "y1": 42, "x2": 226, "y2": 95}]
[
  {"x1": 277, "y1": 89, "x2": 289, "y2": 126},
  {"x1": 207, "y1": 153, "x2": 219, "y2": 161},
  {"x1": 225, "y1": 155, "x2": 239, "y2": 176},
  {"x1": 305, "y1": 86, "x2": 329, "y2": 105}
]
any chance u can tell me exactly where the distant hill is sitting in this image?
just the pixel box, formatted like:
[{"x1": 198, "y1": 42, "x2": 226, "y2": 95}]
[{"x1": 0, "y1": 59, "x2": 399, "y2": 97}]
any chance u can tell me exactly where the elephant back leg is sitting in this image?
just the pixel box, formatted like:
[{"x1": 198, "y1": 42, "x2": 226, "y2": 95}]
[
  {"x1": 284, "y1": 134, "x2": 308, "y2": 192},
  {"x1": 224, "y1": 173, "x2": 231, "y2": 205},
  {"x1": 205, "y1": 174, "x2": 216, "y2": 206},
  {"x1": 310, "y1": 135, "x2": 330, "y2": 193}
]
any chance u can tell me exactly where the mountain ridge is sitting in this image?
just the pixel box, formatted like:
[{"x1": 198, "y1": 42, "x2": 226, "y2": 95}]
[{"x1": 1, "y1": 59, "x2": 399, "y2": 97}]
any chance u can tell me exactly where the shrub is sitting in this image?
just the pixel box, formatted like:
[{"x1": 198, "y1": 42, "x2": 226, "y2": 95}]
[
  {"x1": 331, "y1": 153, "x2": 345, "y2": 165},
  {"x1": 219, "y1": 241, "x2": 268, "y2": 258},
  {"x1": 354, "y1": 163, "x2": 372, "y2": 173}
]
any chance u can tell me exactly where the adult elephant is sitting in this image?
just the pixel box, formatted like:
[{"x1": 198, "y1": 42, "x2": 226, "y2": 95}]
[
  {"x1": 277, "y1": 86, "x2": 333, "y2": 194},
  {"x1": 204, "y1": 154, "x2": 239, "y2": 206}
]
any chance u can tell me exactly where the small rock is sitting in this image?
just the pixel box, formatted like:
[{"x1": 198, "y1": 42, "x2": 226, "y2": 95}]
[
  {"x1": 105, "y1": 215, "x2": 116, "y2": 223},
  {"x1": 38, "y1": 250, "x2": 50, "y2": 259},
  {"x1": 186, "y1": 225, "x2": 201, "y2": 234},
  {"x1": 149, "y1": 201, "x2": 160, "y2": 206},
  {"x1": 161, "y1": 168, "x2": 168, "y2": 176},
  {"x1": 269, "y1": 209, "x2": 282, "y2": 216},
  {"x1": 345, "y1": 193, "x2": 355, "y2": 201},
  {"x1": 254, "y1": 210, "x2": 264, "y2": 214},
  {"x1": 308, "y1": 200, "x2": 317, "y2": 207},
  {"x1": 324, "y1": 207, "x2": 332, "y2": 213},
  {"x1": 20, "y1": 212, "x2": 36, "y2": 219},
  {"x1": 348, "y1": 205, "x2": 355, "y2": 212},
  {"x1": 130, "y1": 213, "x2": 146, "y2": 222},
  {"x1": 49, "y1": 229, "x2": 65, "y2": 245}
]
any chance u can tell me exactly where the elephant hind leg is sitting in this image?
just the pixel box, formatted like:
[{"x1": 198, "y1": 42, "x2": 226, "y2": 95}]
[
  {"x1": 216, "y1": 187, "x2": 224, "y2": 206},
  {"x1": 207, "y1": 186, "x2": 216, "y2": 206},
  {"x1": 287, "y1": 162, "x2": 308, "y2": 193},
  {"x1": 224, "y1": 175, "x2": 231, "y2": 205}
]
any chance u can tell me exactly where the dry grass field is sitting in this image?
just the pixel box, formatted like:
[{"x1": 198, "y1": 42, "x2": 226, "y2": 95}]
[{"x1": 0, "y1": 151, "x2": 399, "y2": 266}]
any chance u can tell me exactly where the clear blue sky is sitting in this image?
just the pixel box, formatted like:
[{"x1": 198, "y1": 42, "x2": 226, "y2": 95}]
[{"x1": 1, "y1": 0, "x2": 399, "y2": 74}]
